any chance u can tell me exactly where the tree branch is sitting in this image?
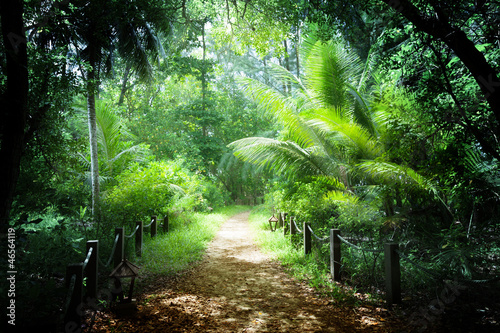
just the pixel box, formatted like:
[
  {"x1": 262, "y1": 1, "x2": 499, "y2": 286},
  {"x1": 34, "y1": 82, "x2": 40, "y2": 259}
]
[{"x1": 382, "y1": 0, "x2": 500, "y2": 150}]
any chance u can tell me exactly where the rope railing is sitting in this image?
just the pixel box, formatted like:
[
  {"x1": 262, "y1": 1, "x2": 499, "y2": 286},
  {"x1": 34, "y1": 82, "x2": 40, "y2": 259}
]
[
  {"x1": 293, "y1": 218, "x2": 303, "y2": 234},
  {"x1": 278, "y1": 210, "x2": 500, "y2": 307},
  {"x1": 63, "y1": 213, "x2": 168, "y2": 330},
  {"x1": 81, "y1": 247, "x2": 93, "y2": 270},
  {"x1": 306, "y1": 224, "x2": 329, "y2": 242},
  {"x1": 144, "y1": 217, "x2": 155, "y2": 228},
  {"x1": 62, "y1": 274, "x2": 77, "y2": 316},
  {"x1": 125, "y1": 224, "x2": 140, "y2": 238},
  {"x1": 395, "y1": 249, "x2": 444, "y2": 279},
  {"x1": 395, "y1": 249, "x2": 500, "y2": 284},
  {"x1": 337, "y1": 234, "x2": 384, "y2": 253},
  {"x1": 98, "y1": 233, "x2": 120, "y2": 268}
]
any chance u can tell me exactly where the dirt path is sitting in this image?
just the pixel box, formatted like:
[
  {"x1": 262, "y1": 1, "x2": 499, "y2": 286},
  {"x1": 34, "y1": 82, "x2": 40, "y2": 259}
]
[{"x1": 93, "y1": 212, "x2": 401, "y2": 332}]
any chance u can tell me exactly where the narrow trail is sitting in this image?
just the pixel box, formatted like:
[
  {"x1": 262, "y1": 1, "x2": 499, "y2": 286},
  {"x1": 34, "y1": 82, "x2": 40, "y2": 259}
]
[{"x1": 94, "y1": 212, "x2": 400, "y2": 332}]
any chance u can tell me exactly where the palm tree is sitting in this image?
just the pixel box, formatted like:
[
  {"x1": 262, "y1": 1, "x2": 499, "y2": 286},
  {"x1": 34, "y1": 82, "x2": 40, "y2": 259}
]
[
  {"x1": 77, "y1": 101, "x2": 150, "y2": 192},
  {"x1": 67, "y1": 0, "x2": 176, "y2": 225},
  {"x1": 95, "y1": 101, "x2": 149, "y2": 179},
  {"x1": 229, "y1": 38, "x2": 437, "y2": 213}
]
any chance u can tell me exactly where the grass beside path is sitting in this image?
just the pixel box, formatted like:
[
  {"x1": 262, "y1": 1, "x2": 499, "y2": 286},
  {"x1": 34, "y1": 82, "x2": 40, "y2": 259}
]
[{"x1": 138, "y1": 205, "x2": 250, "y2": 278}]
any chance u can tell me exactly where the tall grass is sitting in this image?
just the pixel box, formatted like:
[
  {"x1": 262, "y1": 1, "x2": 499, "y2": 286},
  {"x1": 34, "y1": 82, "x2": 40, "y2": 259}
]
[{"x1": 139, "y1": 205, "x2": 250, "y2": 276}]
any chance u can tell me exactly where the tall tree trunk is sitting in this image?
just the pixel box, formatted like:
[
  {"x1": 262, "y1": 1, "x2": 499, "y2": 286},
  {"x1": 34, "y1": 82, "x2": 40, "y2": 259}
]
[
  {"x1": 87, "y1": 54, "x2": 101, "y2": 226},
  {"x1": 0, "y1": 0, "x2": 28, "y2": 232},
  {"x1": 118, "y1": 64, "x2": 131, "y2": 106},
  {"x1": 201, "y1": 21, "x2": 207, "y2": 137},
  {"x1": 284, "y1": 39, "x2": 290, "y2": 94},
  {"x1": 263, "y1": 57, "x2": 269, "y2": 86},
  {"x1": 295, "y1": 28, "x2": 300, "y2": 78}
]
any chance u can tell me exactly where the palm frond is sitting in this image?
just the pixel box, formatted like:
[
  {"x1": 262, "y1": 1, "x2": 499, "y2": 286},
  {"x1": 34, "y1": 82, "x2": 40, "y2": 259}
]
[
  {"x1": 313, "y1": 175, "x2": 347, "y2": 192},
  {"x1": 357, "y1": 160, "x2": 437, "y2": 195},
  {"x1": 324, "y1": 190, "x2": 359, "y2": 204},
  {"x1": 236, "y1": 76, "x2": 314, "y2": 148},
  {"x1": 96, "y1": 101, "x2": 123, "y2": 163},
  {"x1": 304, "y1": 40, "x2": 363, "y2": 110},
  {"x1": 308, "y1": 108, "x2": 382, "y2": 160},
  {"x1": 229, "y1": 137, "x2": 330, "y2": 178},
  {"x1": 347, "y1": 83, "x2": 376, "y2": 136},
  {"x1": 116, "y1": 22, "x2": 153, "y2": 81}
]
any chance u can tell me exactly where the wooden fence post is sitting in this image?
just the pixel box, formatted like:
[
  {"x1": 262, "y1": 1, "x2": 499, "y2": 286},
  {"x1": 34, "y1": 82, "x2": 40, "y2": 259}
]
[
  {"x1": 304, "y1": 222, "x2": 312, "y2": 255},
  {"x1": 385, "y1": 243, "x2": 401, "y2": 306},
  {"x1": 135, "y1": 221, "x2": 143, "y2": 257},
  {"x1": 330, "y1": 229, "x2": 341, "y2": 281},
  {"x1": 85, "y1": 240, "x2": 98, "y2": 300},
  {"x1": 114, "y1": 227, "x2": 124, "y2": 268},
  {"x1": 283, "y1": 213, "x2": 288, "y2": 236},
  {"x1": 163, "y1": 214, "x2": 169, "y2": 233},
  {"x1": 151, "y1": 216, "x2": 157, "y2": 238},
  {"x1": 290, "y1": 216, "x2": 296, "y2": 235},
  {"x1": 278, "y1": 212, "x2": 283, "y2": 228},
  {"x1": 64, "y1": 263, "x2": 83, "y2": 330}
]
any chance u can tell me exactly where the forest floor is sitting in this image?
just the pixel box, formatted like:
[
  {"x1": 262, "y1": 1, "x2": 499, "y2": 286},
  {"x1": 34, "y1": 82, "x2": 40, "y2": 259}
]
[{"x1": 90, "y1": 211, "x2": 411, "y2": 332}]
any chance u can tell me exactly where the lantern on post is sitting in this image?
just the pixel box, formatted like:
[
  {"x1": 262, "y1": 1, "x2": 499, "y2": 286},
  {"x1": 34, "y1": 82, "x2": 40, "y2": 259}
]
[
  {"x1": 109, "y1": 259, "x2": 140, "y2": 306},
  {"x1": 268, "y1": 214, "x2": 279, "y2": 232}
]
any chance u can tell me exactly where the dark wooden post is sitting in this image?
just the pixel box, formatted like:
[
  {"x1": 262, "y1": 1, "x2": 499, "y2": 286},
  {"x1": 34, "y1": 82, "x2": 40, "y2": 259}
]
[
  {"x1": 163, "y1": 214, "x2": 169, "y2": 233},
  {"x1": 304, "y1": 222, "x2": 311, "y2": 255},
  {"x1": 330, "y1": 229, "x2": 341, "y2": 281},
  {"x1": 85, "y1": 240, "x2": 98, "y2": 300},
  {"x1": 151, "y1": 216, "x2": 157, "y2": 238},
  {"x1": 64, "y1": 263, "x2": 83, "y2": 330},
  {"x1": 385, "y1": 243, "x2": 401, "y2": 306},
  {"x1": 290, "y1": 216, "x2": 296, "y2": 235},
  {"x1": 114, "y1": 227, "x2": 124, "y2": 268},
  {"x1": 278, "y1": 212, "x2": 283, "y2": 228},
  {"x1": 283, "y1": 213, "x2": 288, "y2": 236},
  {"x1": 135, "y1": 221, "x2": 143, "y2": 257}
]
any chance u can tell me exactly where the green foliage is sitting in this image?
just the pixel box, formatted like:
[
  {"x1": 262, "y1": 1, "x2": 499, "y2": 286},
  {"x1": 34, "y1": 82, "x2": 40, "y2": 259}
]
[
  {"x1": 103, "y1": 160, "x2": 203, "y2": 227},
  {"x1": 210, "y1": 0, "x2": 294, "y2": 57},
  {"x1": 231, "y1": 36, "x2": 437, "y2": 232},
  {"x1": 269, "y1": 180, "x2": 336, "y2": 227},
  {"x1": 329, "y1": 199, "x2": 382, "y2": 238},
  {"x1": 11, "y1": 208, "x2": 85, "y2": 276},
  {"x1": 95, "y1": 101, "x2": 153, "y2": 179},
  {"x1": 1, "y1": 209, "x2": 86, "y2": 322}
]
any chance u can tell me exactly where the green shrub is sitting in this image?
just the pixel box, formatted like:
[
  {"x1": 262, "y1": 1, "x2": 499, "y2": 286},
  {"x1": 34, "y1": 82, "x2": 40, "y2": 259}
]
[
  {"x1": 269, "y1": 180, "x2": 336, "y2": 227},
  {"x1": 102, "y1": 160, "x2": 204, "y2": 228}
]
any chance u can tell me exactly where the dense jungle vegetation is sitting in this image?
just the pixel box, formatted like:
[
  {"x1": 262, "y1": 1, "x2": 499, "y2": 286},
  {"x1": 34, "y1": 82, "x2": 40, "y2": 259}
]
[{"x1": 1, "y1": 0, "x2": 500, "y2": 331}]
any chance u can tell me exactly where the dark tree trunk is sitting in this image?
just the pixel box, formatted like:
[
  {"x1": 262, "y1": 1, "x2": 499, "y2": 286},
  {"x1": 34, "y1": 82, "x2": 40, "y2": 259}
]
[
  {"x1": 0, "y1": 0, "x2": 28, "y2": 232},
  {"x1": 118, "y1": 64, "x2": 131, "y2": 106}
]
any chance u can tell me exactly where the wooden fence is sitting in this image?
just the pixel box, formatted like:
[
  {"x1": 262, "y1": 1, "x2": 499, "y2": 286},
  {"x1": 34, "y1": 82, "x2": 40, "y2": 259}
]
[
  {"x1": 279, "y1": 213, "x2": 401, "y2": 306},
  {"x1": 63, "y1": 214, "x2": 169, "y2": 330}
]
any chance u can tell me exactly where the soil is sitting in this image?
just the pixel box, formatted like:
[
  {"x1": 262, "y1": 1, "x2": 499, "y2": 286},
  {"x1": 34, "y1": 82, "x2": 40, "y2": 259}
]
[{"x1": 90, "y1": 212, "x2": 409, "y2": 332}]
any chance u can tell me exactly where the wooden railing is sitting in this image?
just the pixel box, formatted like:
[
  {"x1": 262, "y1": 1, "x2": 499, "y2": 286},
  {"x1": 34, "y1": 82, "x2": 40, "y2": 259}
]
[
  {"x1": 63, "y1": 214, "x2": 169, "y2": 331},
  {"x1": 279, "y1": 212, "x2": 401, "y2": 306},
  {"x1": 278, "y1": 212, "x2": 500, "y2": 308}
]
